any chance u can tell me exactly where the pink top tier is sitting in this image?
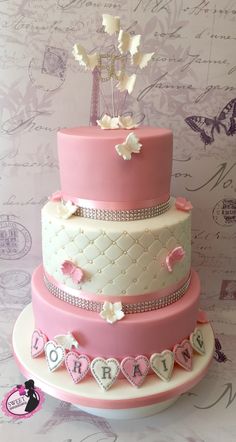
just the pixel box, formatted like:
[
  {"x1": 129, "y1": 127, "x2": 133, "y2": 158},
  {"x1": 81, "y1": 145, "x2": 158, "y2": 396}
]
[{"x1": 57, "y1": 126, "x2": 173, "y2": 210}]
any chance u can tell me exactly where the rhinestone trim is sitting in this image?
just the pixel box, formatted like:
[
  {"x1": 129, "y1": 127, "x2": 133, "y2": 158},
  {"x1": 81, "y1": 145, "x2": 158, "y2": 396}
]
[
  {"x1": 44, "y1": 275, "x2": 191, "y2": 314},
  {"x1": 73, "y1": 199, "x2": 171, "y2": 221}
]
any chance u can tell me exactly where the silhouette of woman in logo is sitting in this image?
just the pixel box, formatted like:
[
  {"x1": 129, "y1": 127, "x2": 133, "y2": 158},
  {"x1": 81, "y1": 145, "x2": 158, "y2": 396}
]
[{"x1": 24, "y1": 379, "x2": 39, "y2": 412}]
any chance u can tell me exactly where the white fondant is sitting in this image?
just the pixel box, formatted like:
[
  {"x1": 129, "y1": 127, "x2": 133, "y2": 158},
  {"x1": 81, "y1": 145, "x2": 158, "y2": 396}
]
[
  {"x1": 131, "y1": 51, "x2": 154, "y2": 69},
  {"x1": 90, "y1": 358, "x2": 120, "y2": 391},
  {"x1": 102, "y1": 14, "x2": 120, "y2": 35},
  {"x1": 54, "y1": 332, "x2": 79, "y2": 350},
  {"x1": 150, "y1": 350, "x2": 174, "y2": 382},
  {"x1": 42, "y1": 199, "x2": 191, "y2": 296},
  {"x1": 118, "y1": 115, "x2": 138, "y2": 129},
  {"x1": 115, "y1": 132, "x2": 142, "y2": 160},
  {"x1": 190, "y1": 328, "x2": 205, "y2": 355},
  {"x1": 56, "y1": 200, "x2": 77, "y2": 219},
  {"x1": 44, "y1": 341, "x2": 65, "y2": 372},
  {"x1": 13, "y1": 305, "x2": 215, "y2": 419},
  {"x1": 118, "y1": 30, "x2": 141, "y2": 55},
  {"x1": 97, "y1": 114, "x2": 119, "y2": 130},
  {"x1": 116, "y1": 72, "x2": 136, "y2": 94},
  {"x1": 72, "y1": 44, "x2": 98, "y2": 71}
]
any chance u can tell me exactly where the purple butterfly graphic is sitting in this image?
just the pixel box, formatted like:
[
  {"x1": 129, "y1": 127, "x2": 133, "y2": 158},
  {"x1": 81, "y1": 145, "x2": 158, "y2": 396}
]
[
  {"x1": 214, "y1": 338, "x2": 229, "y2": 363},
  {"x1": 185, "y1": 98, "x2": 236, "y2": 145}
]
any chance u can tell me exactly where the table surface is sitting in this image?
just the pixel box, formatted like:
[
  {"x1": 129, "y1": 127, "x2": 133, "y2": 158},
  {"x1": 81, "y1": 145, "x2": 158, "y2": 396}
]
[{"x1": 0, "y1": 272, "x2": 236, "y2": 442}]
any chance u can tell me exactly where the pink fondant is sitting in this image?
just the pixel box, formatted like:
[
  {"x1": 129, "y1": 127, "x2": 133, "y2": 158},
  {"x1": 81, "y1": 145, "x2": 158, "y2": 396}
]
[
  {"x1": 174, "y1": 340, "x2": 193, "y2": 371},
  {"x1": 57, "y1": 127, "x2": 173, "y2": 210},
  {"x1": 65, "y1": 352, "x2": 90, "y2": 384},
  {"x1": 175, "y1": 197, "x2": 193, "y2": 212},
  {"x1": 44, "y1": 269, "x2": 191, "y2": 304},
  {"x1": 121, "y1": 356, "x2": 150, "y2": 387},
  {"x1": 165, "y1": 246, "x2": 185, "y2": 272},
  {"x1": 13, "y1": 323, "x2": 214, "y2": 409},
  {"x1": 61, "y1": 261, "x2": 84, "y2": 284},
  {"x1": 31, "y1": 329, "x2": 48, "y2": 358},
  {"x1": 32, "y1": 265, "x2": 200, "y2": 360},
  {"x1": 197, "y1": 309, "x2": 209, "y2": 323},
  {"x1": 49, "y1": 190, "x2": 63, "y2": 202}
]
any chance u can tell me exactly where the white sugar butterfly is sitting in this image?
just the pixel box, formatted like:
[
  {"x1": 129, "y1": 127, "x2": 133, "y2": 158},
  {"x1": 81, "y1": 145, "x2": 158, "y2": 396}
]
[
  {"x1": 118, "y1": 30, "x2": 141, "y2": 55},
  {"x1": 116, "y1": 72, "x2": 136, "y2": 94},
  {"x1": 102, "y1": 14, "x2": 120, "y2": 35},
  {"x1": 115, "y1": 132, "x2": 142, "y2": 160},
  {"x1": 131, "y1": 51, "x2": 154, "y2": 69},
  {"x1": 72, "y1": 44, "x2": 98, "y2": 71}
]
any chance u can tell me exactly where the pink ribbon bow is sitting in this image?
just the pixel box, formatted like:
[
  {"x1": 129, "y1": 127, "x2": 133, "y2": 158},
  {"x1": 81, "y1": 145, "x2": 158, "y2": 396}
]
[{"x1": 61, "y1": 260, "x2": 84, "y2": 284}]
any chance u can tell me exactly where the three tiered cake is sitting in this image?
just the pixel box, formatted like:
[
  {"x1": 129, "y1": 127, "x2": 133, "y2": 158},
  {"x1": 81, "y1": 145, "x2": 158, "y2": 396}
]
[{"x1": 12, "y1": 14, "x2": 214, "y2": 418}]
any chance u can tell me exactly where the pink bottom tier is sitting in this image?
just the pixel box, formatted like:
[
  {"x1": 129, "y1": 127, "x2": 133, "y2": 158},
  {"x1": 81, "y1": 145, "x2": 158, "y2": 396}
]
[{"x1": 32, "y1": 265, "x2": 200, "y2": 359}]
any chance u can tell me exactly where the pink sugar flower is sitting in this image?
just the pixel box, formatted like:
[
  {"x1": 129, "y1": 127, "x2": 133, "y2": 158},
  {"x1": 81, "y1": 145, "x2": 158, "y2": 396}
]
[
  {"x1": 175, "y1": 197, "x2": 193, "y2": 212},
  {"x1": 49, "y1": 190, "x2": 63, "y2": 202}
]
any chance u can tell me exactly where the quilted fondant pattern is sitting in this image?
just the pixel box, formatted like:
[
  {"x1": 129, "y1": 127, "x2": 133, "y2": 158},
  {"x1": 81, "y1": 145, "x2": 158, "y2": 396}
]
[{"x1": 42, "y1": 201, "x2": 191, "y2": 296}]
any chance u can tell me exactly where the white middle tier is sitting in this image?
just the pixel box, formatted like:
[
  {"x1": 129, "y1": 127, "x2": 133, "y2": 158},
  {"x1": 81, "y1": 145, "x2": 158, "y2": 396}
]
[{"x1": 42, "y1": 199, "x2": 191, "y2": 296}]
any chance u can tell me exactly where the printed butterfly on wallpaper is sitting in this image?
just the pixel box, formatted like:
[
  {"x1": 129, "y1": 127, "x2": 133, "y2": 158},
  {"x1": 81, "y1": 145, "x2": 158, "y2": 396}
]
[
  {"x1": 185, "y1": 98, "x2": 236, "y2": 145},
  {"x1": 214, "y1": 338, "x2": 229, "y2": 363}
]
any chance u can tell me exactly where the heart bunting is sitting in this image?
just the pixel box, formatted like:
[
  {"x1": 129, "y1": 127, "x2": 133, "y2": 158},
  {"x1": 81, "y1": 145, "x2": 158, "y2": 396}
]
[
  {"x1": 190, "y1": 328, "x2": 205, "y2": 355},
  {"x1": 44, "y1": 340, "x2": 65, "y2": 372},
  {"x1": 90, "y1": 358, "x2": 120, "y2": 391},
  {"x1": 65, "y1": 352, "x2": 90, "y2": 383},
  {"x1": 121, "y1": 356, "x2": 149, "y2": 387},
  {"x1": 31, "y1": 329, "x2": 48, "y2": 358},
  {"x1": 150, "y1": 350, "x2": 174, "y2": 382},
  {"x1": 174, "y1": 339, "x2": 193, "y2": 371}
]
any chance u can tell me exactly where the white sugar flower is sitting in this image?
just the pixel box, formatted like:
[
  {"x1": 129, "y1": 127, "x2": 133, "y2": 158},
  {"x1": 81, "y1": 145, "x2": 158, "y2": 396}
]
[
  {"x1": 57, "y1": 200, "x2": 77, "y2": 219},
  {"x1": 118, "y1": 115, "x2": 138, "y2": 130},
  {"x1": 116, "y1": 72, "x2": 136, "y2": 94},
  {"x1": 115, "y1": 132, "x2": 142, "y2": 160},
  {"x1": 102, "y1": 14, "x2": 120, "y2": 35},
  {"x1": 97, "y1": 114, "x2": 119, "y2": 130},
  {"x1": 100, "y1": 301, "x2": 125, "y2": 324},
  {"x1": 72, "y1": 43, "x2": 98, "y2": 71}
]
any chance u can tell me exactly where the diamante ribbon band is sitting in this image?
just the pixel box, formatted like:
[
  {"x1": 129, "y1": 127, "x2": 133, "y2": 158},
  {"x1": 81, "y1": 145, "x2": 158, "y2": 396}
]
[
  {"x1": 44, "y1": 273, "x2": 191, "y2": 314},
  {"x1": 62, "y1": 194, "x2": 171, "y2": 221},
  {"x1": 75, "y1": 200, "x2": 171, "y2": 221}
]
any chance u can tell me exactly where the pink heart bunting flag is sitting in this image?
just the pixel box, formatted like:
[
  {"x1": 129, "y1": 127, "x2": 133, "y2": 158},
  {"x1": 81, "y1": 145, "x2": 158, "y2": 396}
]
[
  {"x1": 31, "y1": 329, "x2": 48, "y2": 358},
  {"x1": 65, "y1": 352, "x2": 90, "y2": 383},
  {"x1": 121, "y1": 355, "x2": 150, "y2": 387}
]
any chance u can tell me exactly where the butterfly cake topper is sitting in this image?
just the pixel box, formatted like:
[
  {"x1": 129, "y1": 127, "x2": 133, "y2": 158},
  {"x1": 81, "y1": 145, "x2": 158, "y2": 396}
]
[{"x1": 72, "y1": 13, "x2": 154, "y2": 136}]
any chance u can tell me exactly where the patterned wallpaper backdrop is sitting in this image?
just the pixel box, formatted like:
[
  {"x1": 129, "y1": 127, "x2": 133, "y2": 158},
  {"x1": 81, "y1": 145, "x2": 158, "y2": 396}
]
[{"x1": 0, "y1": 0, "x2": 235, "y2": 315}]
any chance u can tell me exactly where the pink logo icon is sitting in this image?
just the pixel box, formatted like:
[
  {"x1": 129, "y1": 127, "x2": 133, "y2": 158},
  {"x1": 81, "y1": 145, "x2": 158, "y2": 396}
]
[
  {"x1": 165, "y1": 246, "x2": 185, "y2": 272},
  {"x1": 1, "y1": 380, "x2": 44, "y2": 419},
  {"x1": 121, "y1": 356, "x2": 150, "y2": 387},
  {"x1": 175, "y1": 197, "x2": 193, "y2": 212},
  {"x1": 65, "y1": 351, "x2": 90, "y2": 383},
  {"x1": 61, "y1": 260, "x2": 84, "y2": 284},
  {"x1": 31, "y1": 329, "x2": 48, "y2": 358}
]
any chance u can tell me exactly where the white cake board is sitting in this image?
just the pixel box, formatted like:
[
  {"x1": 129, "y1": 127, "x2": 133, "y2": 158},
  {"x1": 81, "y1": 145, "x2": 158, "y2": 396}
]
[{"x1": 12, "y1": 304, "x2": 215, "y2": 419}]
